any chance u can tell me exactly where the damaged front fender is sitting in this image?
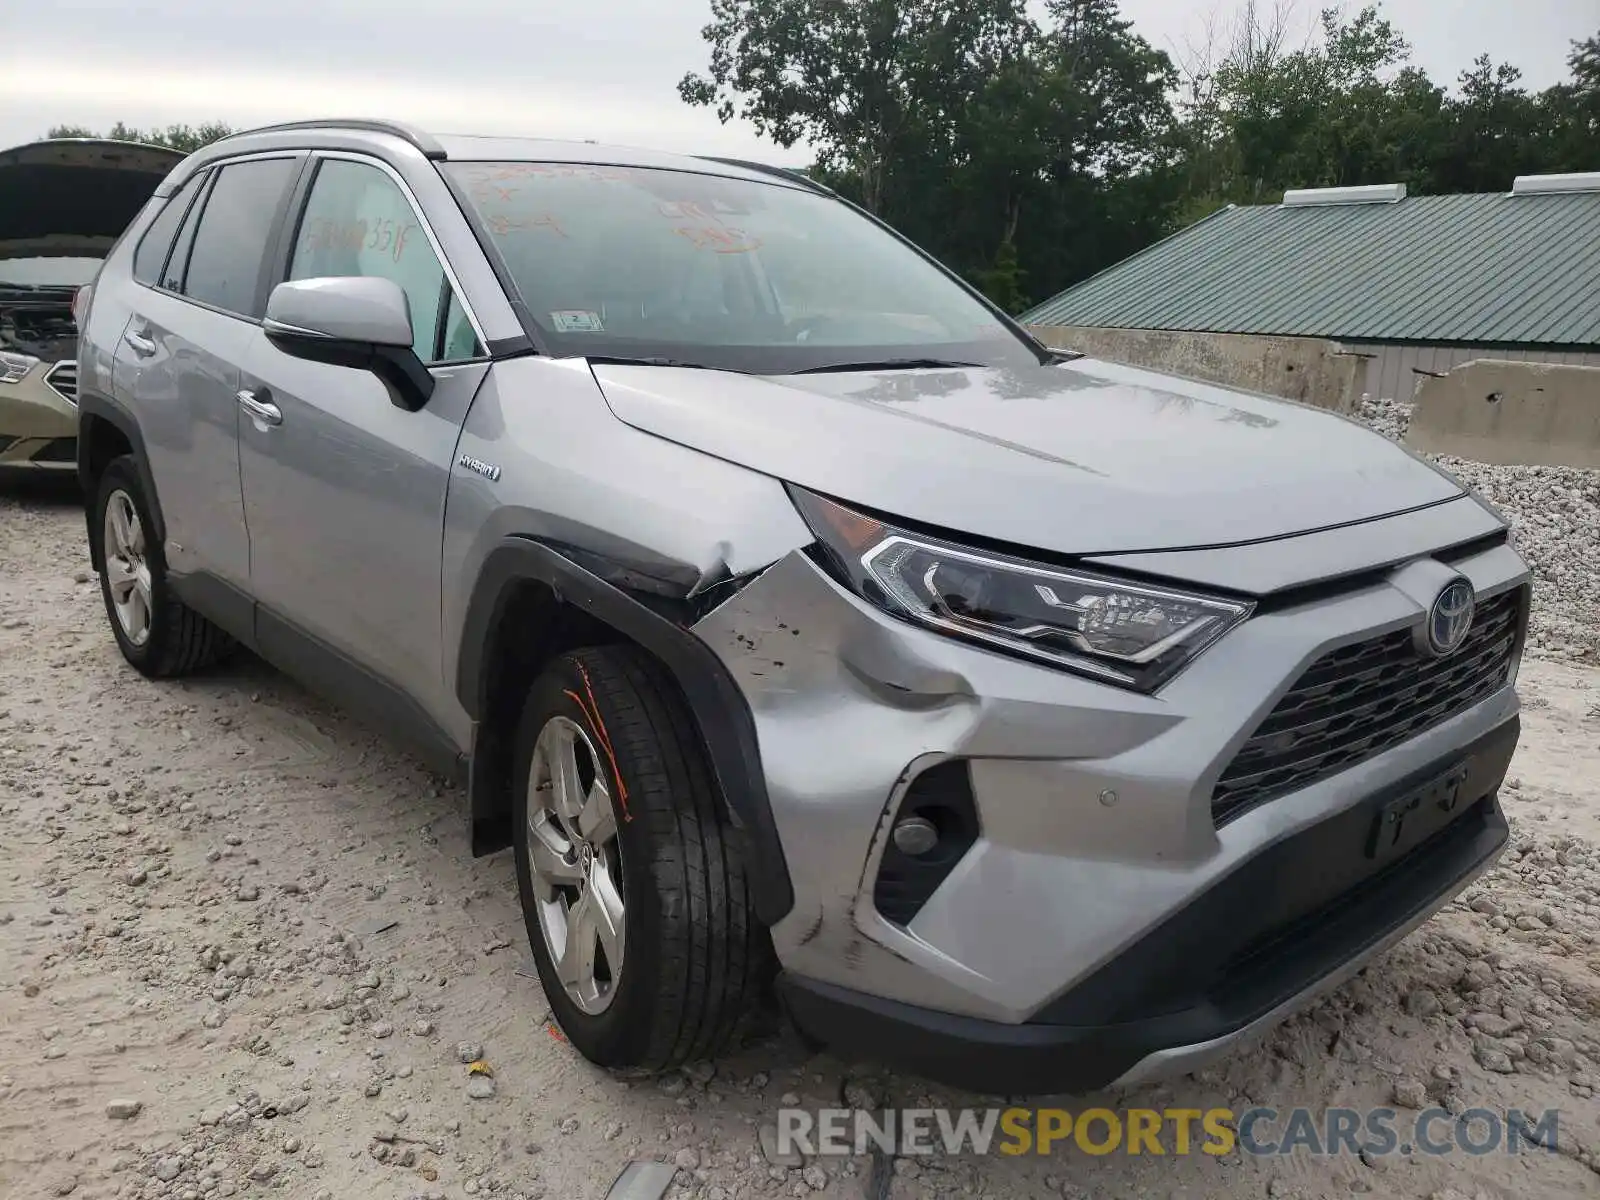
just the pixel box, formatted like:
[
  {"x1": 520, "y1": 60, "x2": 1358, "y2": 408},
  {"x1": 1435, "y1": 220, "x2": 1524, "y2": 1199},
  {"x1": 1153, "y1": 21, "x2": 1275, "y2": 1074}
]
[
  {"x1": 452, "y1": 533, "x2": 798, "y2": 925},
  {"x1": 691, "y1": 549, "x2": 1178, "y2": 1019}
]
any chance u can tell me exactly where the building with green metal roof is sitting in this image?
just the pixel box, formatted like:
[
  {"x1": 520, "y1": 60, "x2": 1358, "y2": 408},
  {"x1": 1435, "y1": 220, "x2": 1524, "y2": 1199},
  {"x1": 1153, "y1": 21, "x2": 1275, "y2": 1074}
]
[{"x1": 1021, "y1": 175, "x2": 1600, "y2": 409}]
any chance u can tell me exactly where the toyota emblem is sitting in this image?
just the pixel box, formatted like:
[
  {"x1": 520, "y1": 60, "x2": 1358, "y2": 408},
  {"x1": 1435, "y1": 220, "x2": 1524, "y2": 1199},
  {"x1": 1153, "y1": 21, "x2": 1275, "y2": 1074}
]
[{"x1": 1423, "y1": 577, "x2": 1476, "y2": 657}]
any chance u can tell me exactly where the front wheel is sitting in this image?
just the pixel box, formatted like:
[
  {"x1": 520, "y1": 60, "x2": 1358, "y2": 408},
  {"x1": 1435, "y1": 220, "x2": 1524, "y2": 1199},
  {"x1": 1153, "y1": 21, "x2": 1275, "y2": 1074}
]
[{"x1": 511, "y1": 645, "x2": 770, "y2": 1069}]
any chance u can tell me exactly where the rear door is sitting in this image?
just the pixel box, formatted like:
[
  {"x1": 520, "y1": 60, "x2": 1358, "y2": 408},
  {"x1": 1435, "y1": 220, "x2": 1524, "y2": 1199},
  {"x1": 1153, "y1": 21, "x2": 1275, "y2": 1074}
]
[
  {"x1": 112, "y1": 153, "x2": 304, "y2": 591},
  {"x1": 237, "y1": 152, "x2": 488, "y2": 726}
]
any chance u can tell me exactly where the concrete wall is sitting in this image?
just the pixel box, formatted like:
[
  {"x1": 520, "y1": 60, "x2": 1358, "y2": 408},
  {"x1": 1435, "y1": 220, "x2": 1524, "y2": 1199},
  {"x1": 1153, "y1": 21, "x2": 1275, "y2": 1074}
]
[
  {"x1": 1026, "y1": 324, "x2": 1365, "y2": 413},
  {"x1": 1343, "y1": 341, "x2": 1600, "y2": 403},
  {"x1": 1406, "y1": 359, "x2": 1600, "y2": 469}
]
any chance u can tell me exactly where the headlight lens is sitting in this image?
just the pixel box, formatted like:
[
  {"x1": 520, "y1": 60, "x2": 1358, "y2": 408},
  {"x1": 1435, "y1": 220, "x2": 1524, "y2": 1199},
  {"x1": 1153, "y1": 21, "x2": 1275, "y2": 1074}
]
[
  {"x1": 791, "y1": 487, "x2": 1253, "y2": 692},
  {"x1": 0, "y1": 350, "x2": 40, "y2": 384}
]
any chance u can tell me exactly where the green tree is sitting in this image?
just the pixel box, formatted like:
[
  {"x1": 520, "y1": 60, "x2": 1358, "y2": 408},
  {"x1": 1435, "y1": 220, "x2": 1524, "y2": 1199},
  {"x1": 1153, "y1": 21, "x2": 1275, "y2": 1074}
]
[
  {"x1": 974, "y1": 236, "x2": 1027, "y2": 312},
  {"x1": 680, "y1": 0, "x2": 1176, "y2": 303},
  {"x1": 1539, "y1": 31, "x2": 1600, "y2": 173},
  {"x1": 681, "y1": 1, "x2": 1594, "y2": 310},
  {"x1": 679, "y1": 0, "x2": 1031, "y2": 215},
  {"x1": 45, "y1": 121, "x2": 235, "y2": 154},
  {"x1": 1172, "y1": 9, "x2": 1595, "y2": 206},
  {"x1": 1204, "y1": 5, "x2": 1416, "y2": 195},
  {"x1": 986, "y1": 0, "x2": 1176, "y2": 300}
]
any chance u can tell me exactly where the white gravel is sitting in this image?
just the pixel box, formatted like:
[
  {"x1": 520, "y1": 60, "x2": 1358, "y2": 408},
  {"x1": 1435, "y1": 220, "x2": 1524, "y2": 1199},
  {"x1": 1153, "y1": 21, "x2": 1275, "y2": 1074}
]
[
  {"x1": 1356, "y1": 394, "x2": 1600, "y2": 662},
  {"x1": 3, "y1": 464, "x2": 1600, "y2": 1199}
]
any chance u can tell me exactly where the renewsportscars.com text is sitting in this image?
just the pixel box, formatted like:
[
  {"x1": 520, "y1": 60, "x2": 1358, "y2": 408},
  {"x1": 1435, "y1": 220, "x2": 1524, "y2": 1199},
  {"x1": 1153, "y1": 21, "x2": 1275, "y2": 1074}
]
[{"x1": 776, "y1": 1106, "x2": 1562, "y2": 1158}]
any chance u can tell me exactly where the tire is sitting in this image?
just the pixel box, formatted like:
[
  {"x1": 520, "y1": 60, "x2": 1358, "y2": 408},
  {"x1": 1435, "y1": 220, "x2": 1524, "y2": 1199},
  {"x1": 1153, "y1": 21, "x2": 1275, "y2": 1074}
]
[
  {"x1": 92, "y1": 455, "x2": 233, "y2": 677},
  {"x1": 511, "y1": 644, "x2": 770, "y2": 1070}
]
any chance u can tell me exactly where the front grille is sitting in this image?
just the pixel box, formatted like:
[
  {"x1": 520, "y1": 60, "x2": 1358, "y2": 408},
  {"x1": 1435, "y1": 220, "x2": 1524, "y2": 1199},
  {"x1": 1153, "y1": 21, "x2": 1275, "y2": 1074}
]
[
  {"x1": 1212, "y1": 586, "x2": 1524, "y2": 824},
  {"x1": 44, "y1": 360, "x2": 78, "y2": 405}
]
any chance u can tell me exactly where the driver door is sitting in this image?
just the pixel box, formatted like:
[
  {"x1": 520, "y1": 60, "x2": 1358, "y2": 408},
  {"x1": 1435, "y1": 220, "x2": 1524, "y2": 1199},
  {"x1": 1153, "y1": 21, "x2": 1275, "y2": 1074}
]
[{"x1": 237, "y1": 154, "x2": 486, "y2": 738}]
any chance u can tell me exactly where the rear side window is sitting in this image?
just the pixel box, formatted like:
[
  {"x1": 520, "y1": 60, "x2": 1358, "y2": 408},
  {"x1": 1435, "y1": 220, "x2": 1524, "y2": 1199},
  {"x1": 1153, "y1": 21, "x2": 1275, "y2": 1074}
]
[
  {"x1": 132, "y1": 175, "x2": 201, "y2": 285},
  {"x1": 183, "y1": 158, "x2": 299, "y2": 317}
]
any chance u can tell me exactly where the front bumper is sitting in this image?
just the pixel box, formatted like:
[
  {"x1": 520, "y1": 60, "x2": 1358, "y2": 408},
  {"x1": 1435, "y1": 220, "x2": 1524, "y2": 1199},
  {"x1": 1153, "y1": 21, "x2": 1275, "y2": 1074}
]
[
  {"x1": 0, "y1": 362, "x2": 77, "y2": 467},
  {"x1": 776, "y1": 715, "x2": 1515, "y2": 1094},
  {"x1": 693, "y1": 517, "x2": 1527, "y2": 1017}
]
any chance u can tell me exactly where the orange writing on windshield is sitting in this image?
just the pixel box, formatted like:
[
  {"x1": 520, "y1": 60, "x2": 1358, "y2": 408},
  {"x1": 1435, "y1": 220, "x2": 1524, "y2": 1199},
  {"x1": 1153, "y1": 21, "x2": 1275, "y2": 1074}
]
[
  {"x1": 486, "y1": 212, "x2": 568, "y2": 238},
  {"x1": 656, "y1": 200, "x2": 761, "y2": 253},
  {"x1": 673, "y1": 224, "x2": 763, "y2": 254}
]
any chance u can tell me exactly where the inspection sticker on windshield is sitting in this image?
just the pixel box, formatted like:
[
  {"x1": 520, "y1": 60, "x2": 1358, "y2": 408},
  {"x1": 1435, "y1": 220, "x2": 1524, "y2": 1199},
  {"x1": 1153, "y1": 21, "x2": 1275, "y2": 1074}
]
[{"x1": 551, "y1": 310, "x2": 604, "y2": 333}]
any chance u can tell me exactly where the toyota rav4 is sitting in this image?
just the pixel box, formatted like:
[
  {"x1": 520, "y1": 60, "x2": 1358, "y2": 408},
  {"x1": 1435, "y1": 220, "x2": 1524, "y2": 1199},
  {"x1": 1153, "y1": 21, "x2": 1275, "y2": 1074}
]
[{"x1": 76, "y1": 119, "x2": 1529, "y2": 1094}]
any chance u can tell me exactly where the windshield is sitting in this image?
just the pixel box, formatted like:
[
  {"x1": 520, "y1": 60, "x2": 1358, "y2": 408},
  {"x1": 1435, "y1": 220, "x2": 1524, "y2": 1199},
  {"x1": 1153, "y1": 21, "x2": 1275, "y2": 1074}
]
[
  {"x1": 443, "y1": 162, "x2": 1042, "y2": 374},
  {"x1": 0, "y1": 256, "x2": 101, "y2": 289}
]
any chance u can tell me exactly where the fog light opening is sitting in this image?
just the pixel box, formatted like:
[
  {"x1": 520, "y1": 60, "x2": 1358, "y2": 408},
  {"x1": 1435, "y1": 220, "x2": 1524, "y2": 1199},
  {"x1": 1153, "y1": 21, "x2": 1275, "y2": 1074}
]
[{"x1": 873, "y1": 761, "x2": 980, "y2": 926}]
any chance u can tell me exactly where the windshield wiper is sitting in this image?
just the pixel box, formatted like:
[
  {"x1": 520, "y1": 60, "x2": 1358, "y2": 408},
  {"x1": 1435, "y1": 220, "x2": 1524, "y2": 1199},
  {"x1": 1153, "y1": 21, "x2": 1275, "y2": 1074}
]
[
  {"x1": 584, "y1": 354, "x2": 735, "y2": 372},
  {"x1": 792, "y1": 357, "x2": 983, "y2": 374}
]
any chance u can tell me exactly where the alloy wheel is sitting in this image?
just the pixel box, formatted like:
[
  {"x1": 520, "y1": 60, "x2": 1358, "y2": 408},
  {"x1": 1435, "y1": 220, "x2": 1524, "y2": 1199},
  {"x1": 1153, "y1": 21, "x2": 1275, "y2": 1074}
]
[
  {"x1": 526, "y1": 714, "x2": 626, "y2": 1014},
  {"x1": 103, "y1": 489, "x2": 153, "y2": 647}
]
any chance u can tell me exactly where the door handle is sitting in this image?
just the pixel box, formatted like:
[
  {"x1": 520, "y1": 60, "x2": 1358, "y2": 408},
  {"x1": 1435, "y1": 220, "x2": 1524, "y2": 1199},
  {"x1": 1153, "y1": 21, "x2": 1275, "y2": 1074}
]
[
  {"x1": 122, "y1": 327, "x2": 156, "y2": 357},
  {"x1": 237, "y1": 388, "x2": 283, "y2": 427}
]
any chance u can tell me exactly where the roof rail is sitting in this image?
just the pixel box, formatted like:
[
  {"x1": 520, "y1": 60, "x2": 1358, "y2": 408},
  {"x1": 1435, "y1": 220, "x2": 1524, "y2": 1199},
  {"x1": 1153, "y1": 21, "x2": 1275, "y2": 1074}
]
[
  {"x1": 696, "y1": 156, "x2": 832, "y2": 195},
  {"x1": 217, "y1": 118, "x2": 447, "y2": 160}
]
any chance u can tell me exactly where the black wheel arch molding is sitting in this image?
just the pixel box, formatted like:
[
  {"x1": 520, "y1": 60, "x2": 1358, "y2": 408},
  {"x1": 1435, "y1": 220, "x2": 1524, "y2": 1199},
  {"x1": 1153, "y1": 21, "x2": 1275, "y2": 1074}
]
[
  {"x1": 76, "y1": 386, "x2": 165, "y2": 573},
  {"x1": 455, "y1": 533, "x2": 796, "y2": 926}
]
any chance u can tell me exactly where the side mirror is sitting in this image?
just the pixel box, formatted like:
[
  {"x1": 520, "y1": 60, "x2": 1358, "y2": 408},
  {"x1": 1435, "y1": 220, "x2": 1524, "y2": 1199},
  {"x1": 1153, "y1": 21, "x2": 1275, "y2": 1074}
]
[{"x1": 263, "y1": 277, "x2": 434, "y2": 411}]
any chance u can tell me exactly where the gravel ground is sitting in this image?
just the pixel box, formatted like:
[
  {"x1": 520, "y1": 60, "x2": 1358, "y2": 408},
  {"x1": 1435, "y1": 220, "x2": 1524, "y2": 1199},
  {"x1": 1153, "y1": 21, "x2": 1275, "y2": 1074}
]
[
  {"x1": 1356, "y1": 396, "x2": 1600, "y2": 663},
  {"x1": 4, "y1": 443, "x2": 1600, "y2": 1200}
]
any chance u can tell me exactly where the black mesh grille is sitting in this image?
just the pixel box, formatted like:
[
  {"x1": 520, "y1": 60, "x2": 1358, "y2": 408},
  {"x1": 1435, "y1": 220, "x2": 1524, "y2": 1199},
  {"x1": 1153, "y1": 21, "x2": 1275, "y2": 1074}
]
[{"x1": 1212, "y1": 586, "x2": 1525, "y2": 824}]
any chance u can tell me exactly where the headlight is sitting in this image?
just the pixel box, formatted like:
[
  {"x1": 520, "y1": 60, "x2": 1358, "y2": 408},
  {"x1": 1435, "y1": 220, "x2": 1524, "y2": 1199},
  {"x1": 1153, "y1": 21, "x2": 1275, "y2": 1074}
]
[
  {"x1": 0, "y1": 350, "x2": 39, "y2": 384},
  {"x1": 790, "y1": 487, "x2": 1254, "y2": 692}
]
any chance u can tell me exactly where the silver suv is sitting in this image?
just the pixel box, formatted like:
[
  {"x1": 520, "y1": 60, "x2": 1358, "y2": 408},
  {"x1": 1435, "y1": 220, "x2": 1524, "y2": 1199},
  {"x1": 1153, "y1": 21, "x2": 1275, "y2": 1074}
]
[{"x1": 77, "y1": 119, "x2": 1529, "y2": 1094}]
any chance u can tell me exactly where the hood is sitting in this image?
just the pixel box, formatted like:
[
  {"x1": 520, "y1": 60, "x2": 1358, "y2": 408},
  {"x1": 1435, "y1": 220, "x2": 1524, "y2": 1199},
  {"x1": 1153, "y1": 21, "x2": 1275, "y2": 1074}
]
[
  {"x1": 590, "y1": 357, "x2": 1464, "y2": 557},
  {"x1": 0, "y1": 138, "x2": 184, "y2": 262}
]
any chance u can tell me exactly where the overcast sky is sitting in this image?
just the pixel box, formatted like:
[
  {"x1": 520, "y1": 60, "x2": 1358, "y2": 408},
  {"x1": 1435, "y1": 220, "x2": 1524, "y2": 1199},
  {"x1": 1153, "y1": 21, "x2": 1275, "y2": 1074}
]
[{"x1": 2, "y1": 0, "x2": 1594, "y2": 159}]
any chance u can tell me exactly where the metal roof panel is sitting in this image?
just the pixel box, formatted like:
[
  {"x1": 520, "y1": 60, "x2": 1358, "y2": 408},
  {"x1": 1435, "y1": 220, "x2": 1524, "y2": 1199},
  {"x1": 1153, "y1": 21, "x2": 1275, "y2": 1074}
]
[{"x1": 1023, "y1": 191, "x2": 1600, "y2": 346}]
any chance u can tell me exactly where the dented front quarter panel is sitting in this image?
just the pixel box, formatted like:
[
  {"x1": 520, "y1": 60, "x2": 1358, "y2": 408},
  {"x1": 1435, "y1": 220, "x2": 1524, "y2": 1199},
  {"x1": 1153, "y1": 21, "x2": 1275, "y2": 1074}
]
[
  {"x1": 441, "y1": 355, "x2": 813, "y2": 728},
  {"x1": 691, "y1": 550, "x2": 1190, "y2": 1020},
  {"x1": 691, "y1": 536, "x2": 1529, "y2": 1024}
]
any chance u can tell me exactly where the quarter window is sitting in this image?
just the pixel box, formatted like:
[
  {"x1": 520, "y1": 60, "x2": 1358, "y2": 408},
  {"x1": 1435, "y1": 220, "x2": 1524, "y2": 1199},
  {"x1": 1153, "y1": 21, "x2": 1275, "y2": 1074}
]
[
  {"x1": 161, "y1": 171, "x2": 210, "y2": 292},
  {"x1": 438, "y1": 291, "x2": 479, "y2": 362},
  {"x1": 132, "y1": 174, "x2": 201, "y2": 286},
  {"x1": 289, "y1": 159, "x2": 477, "y2": 363},
  {"x1": 183, "y1": 158, "x2": 299, "y2": 317}
]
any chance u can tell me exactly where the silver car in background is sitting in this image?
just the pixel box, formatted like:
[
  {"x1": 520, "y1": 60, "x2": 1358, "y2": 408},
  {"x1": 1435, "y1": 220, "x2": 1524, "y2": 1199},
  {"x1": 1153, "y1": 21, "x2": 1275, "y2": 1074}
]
[{"x1": 75, "y1": 120, "x2": 1528, "y2": 1093}]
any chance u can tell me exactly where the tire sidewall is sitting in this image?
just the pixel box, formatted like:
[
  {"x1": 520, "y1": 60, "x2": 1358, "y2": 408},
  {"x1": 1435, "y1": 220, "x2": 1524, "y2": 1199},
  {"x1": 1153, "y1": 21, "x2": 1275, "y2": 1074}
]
[
  {"x1": 511, "y1": 658, "x2": 665, "y2": 1064},
  {"x1": 94, "y1": 457, "x2": 171, "y2": 672}
]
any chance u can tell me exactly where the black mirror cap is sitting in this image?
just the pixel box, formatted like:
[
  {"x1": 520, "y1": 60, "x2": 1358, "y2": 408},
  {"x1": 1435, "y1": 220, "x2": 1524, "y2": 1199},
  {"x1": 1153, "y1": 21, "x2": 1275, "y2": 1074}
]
[{"x1": 264, "y1": 323, "x2": 434, "y2": 412}]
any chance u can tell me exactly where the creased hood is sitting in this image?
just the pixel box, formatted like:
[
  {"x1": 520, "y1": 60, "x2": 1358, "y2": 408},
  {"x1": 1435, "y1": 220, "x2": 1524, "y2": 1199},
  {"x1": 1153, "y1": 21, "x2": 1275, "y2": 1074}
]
[
  {"x1": 591, "y1": 356, "x2": 1464, "y2": 557},
  {"x1": 0, "y1": 139, "x2": 183, "y2": 261}
]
